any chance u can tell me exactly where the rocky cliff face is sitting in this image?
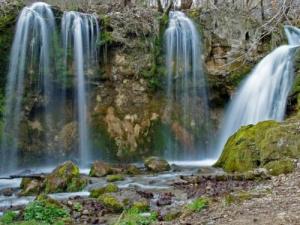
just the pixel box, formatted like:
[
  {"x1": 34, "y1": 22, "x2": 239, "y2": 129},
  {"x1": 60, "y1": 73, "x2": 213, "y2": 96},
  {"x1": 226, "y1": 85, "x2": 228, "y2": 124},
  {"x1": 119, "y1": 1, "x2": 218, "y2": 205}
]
[{"x1": 0, "y1": 0, "x2": 300, "y2": 162}]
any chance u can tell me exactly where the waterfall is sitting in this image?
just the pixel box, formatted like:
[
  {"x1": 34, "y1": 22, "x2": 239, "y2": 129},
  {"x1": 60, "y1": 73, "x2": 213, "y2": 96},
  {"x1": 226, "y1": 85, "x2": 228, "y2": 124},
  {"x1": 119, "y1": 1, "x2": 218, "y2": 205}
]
[
  {"x1": 62, "y1": 12, "x2": 99, "y2": 166},
  {"x1": 214, "y1": 26, "x2": 300, "y2": 159},
  {"x1": 164, "y1": 11, "x2": 210, "y2": 161},
  {"x1": 149, "y1": 0, "x2": 181, "y2": 8},
  {"x1": 0, "y1": 2, "x2": 56, "y2": 174}
]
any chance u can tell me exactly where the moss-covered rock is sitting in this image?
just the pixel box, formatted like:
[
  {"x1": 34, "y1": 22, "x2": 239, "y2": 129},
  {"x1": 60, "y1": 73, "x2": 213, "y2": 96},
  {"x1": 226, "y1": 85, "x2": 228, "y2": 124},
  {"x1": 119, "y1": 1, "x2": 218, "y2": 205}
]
[
  {"x1": 106, "y1": 174, "x2": 124, "y2": 182},
  {"x1": 265, "y1": 159, "x2": 295, "y2": 176},
  {"x1": 20, "y1": 178, "x2": 44, "y2": 196},
  {"x1": 98, "y1": 194, "x2": 123, "y2": 213},
  {"x1": 216, "y1": 119, "x2": 300, "y2": 174},
  {"x1": 44, "y1": 161, "x2": 87, "y2": 193},
  {"x1": 126, "y1": 164, "x2": 141, "y2": 175},
  {"x1": 132, "y1": 199, "x2": 149, "y2": 212},
  {"x1": 90, "y1": 183, "x2": 119, "y2": 198},
  {"x1": 144, "y1": 156, "x2": 170, "y2": 172},
  {"x1": 89, "y1": 160, "x2": 113, "y2": 177}
]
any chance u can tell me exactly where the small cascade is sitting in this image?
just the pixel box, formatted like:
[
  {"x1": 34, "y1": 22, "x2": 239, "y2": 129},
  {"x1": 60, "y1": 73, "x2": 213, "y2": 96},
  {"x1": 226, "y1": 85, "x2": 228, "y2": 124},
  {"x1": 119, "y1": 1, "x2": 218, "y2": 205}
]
[
  {"x1": 148, "y1": 0, "x2": 181, "y2": 8},
  {"x1": 214, "y1": 26, "x2": 300, "y2": 159},
  {"x1": 164, "y1": 11, "x2": 210, "y2": 160},
  {"x1": 285, "y1": 26, "x2": 300, "y2": 45},
  {"x1": 61, "y1": 12, "x2": 99, "y2": 166},
  {"x1": 0, "y1": 2, "x2": 56, "y2": 174}
]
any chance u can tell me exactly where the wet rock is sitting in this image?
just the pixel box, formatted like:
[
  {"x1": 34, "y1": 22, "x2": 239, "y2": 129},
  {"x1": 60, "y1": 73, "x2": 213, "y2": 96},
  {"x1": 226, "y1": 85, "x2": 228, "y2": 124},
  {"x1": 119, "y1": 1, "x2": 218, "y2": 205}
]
[
  {"x1": 89, "y1": 161, "x2": 113, "y2": 177},
  {"x1": 156, "y1": 192, "x2": 174, "y2": 206},
  {"x1": 0, "y1": 188, "x2": 14, "y2": 197},
  {"x1": 44, "y1": 161, "x2": 87, "y2": 193},
  {"x1": 132, "y1": 199, "x2": 149, "y2": 212},
  {"x1": 144, "y1": 156, "x2": 170, "y2": 173},
  {"x1": 126, "y1": 164, "x2": 141, "y2": 175}
]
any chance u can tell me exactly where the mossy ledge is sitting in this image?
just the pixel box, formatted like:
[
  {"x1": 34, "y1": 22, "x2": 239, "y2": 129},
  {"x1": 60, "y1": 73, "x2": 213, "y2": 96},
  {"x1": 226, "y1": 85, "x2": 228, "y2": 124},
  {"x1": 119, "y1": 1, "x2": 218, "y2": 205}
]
[{"x1": 215, "y1": 119, "x2": 300, "y2": 174}]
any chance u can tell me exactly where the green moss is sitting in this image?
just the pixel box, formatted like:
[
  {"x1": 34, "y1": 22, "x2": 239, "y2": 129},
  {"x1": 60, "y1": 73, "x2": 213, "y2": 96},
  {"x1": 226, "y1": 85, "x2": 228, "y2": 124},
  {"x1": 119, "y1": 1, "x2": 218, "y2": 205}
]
[
  {"x1": 44, "y1": 161, "x2": 86, "y2": 194},
  {"x1": 106, "y1": 174, "x2": 125, "y2": 182},
  {"x1": 265, "y1": 159, "x2": 295, "y2": 176},
  {"x1": 215, "y1": 121, "x2": 279, "y2": 172},
  {"x1": 66, "y1": 177, "x2": 87, "y2": 192},
  {"x1": 163, "y1": 211, "x2": 181, "y2": 221},
  {"x1": 126, "y1": 165, "x2": 140, "y2": 176},
  {"x1": 90, "y1": 183, "x2": 119, "y2": 198},
  {"x1": 98, "y1": 194, "x2": 123, "y2": 213},
  {"x1": 216, "y1": 118, "x2": 300, "y2": 173},
  {"x1": 141, "y1": 15, "x2": 169, "y2": 91},
  {"x1": 228, "y1": 63, "x2": 252, "y2": 88},
  {"x1": 131, "y1": 200, "x2": 149, "y2": 212},
  {"x1": 225, "y1": 191, "x2": 252, "y2": 205}
]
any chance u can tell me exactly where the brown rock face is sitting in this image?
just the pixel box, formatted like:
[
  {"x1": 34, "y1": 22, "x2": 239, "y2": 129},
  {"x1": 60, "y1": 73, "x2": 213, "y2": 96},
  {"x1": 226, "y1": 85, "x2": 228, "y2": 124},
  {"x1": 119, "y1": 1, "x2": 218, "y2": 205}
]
[{"x1": 171, "y1": 122, "x2": 194, "y2": 149}]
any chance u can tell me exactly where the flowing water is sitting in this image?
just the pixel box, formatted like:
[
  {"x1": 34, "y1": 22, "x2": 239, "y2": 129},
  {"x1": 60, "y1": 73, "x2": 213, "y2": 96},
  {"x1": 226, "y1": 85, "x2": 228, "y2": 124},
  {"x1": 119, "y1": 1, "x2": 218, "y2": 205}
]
[
  {"x1": 164, "y1": 11, "x2": 211, "y2": 160},
  {"x1": 0, "y1": 2, "x2": 56, "y2": 174},
  {"x1": 62, "y1": 12, "x2": 99, "y2": 166},
  {"x1": 214, "y1": 26, "x2": 300, "y2": 159},
  {"x1": 0, "y1": 2, "x2": 100, "y2": 174}
]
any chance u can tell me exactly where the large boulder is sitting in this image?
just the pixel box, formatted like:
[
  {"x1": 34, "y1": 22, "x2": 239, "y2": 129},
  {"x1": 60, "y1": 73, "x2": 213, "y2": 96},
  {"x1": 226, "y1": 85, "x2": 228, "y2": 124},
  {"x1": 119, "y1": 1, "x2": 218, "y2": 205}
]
[
  {"x1": 215, "y1": 119, "x2": 300, "y2": 174},
  {"x1": 44, "y1": 161, "x2": 87, "y2": 193},
  {"x1": 144, "y1": 156, "x2": 170, "y2": 172}
]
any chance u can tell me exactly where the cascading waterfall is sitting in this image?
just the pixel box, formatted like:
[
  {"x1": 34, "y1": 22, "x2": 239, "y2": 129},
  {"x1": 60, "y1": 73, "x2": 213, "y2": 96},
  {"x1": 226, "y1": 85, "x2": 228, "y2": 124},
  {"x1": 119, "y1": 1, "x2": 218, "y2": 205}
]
[
  {"x1": 62, "y1": 12, "x2": 99, "y2": 166},
  {"x1": 0, "y1": 2, "x2": 56, "y2": 173},
  {"x1": 214, "y1": 26, "x2": 300, "y2": 159},
  {"x1": 149, "y1": 0, "x2": 181, "y2": 8},
  {"x1": 164, "y1": 11, "x2": 211, "y2": 161}
]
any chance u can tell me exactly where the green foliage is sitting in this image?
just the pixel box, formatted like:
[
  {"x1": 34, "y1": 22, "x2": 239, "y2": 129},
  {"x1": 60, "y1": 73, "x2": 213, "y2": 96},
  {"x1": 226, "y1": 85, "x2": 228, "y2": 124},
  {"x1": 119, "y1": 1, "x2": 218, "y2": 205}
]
[
  {"x1": 73, "y1": 202, "x2": 83, "y2": 212},
  {"x1": 186, "y1": 198, "x2": 208, "y2": 213},
  {"x1": 141, "y1": 14, "x2": 169, "y2": 91},
  {"x1": 116, "y1": 207, "x2": 157, "y2": 225},
  {"x1": 24, "y1": 200, "x2": 69, "y2": 224},
  {"x1": 100, "y1": 31, "x2": 114, "y2": 46},
  {"x1": 0, "y1": 211, "x2": 17, "y2": 224}
]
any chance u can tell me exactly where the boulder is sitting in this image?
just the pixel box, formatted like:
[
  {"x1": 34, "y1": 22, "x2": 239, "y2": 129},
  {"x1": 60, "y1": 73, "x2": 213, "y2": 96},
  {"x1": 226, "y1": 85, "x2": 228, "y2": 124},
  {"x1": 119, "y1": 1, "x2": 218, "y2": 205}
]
[
  {"x1": 44, "y1": 161, "x2": 87, "y2": 193},
  {"x1": 98, "y1": 194, "x2": 123, "y2": 213},
  {"x1": 215, "y1": 120, "x2": 300, "y2": 175},
  {"x1": 144, "y1": 156, "x2": 170, "y2": 172},
  {"x1": 89, "y1": 161, "x2": 113, "y2": 177}
]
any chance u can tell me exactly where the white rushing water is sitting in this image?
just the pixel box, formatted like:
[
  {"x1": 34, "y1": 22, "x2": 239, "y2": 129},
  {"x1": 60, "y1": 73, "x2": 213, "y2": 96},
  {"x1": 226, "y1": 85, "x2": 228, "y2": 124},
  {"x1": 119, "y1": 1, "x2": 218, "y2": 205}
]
[
  {"x1": 214, "y1": 26, "x2": 300, "y2": 159},
  {"x1": 62, "y1": 12, "x2": 99, "y2": 166},
  {"x1": 0, "y1": 2, "x2": 56, "y2": 174},
  {"x1": 164, "y1": 11, "x2": 211, "y2": 160}
]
